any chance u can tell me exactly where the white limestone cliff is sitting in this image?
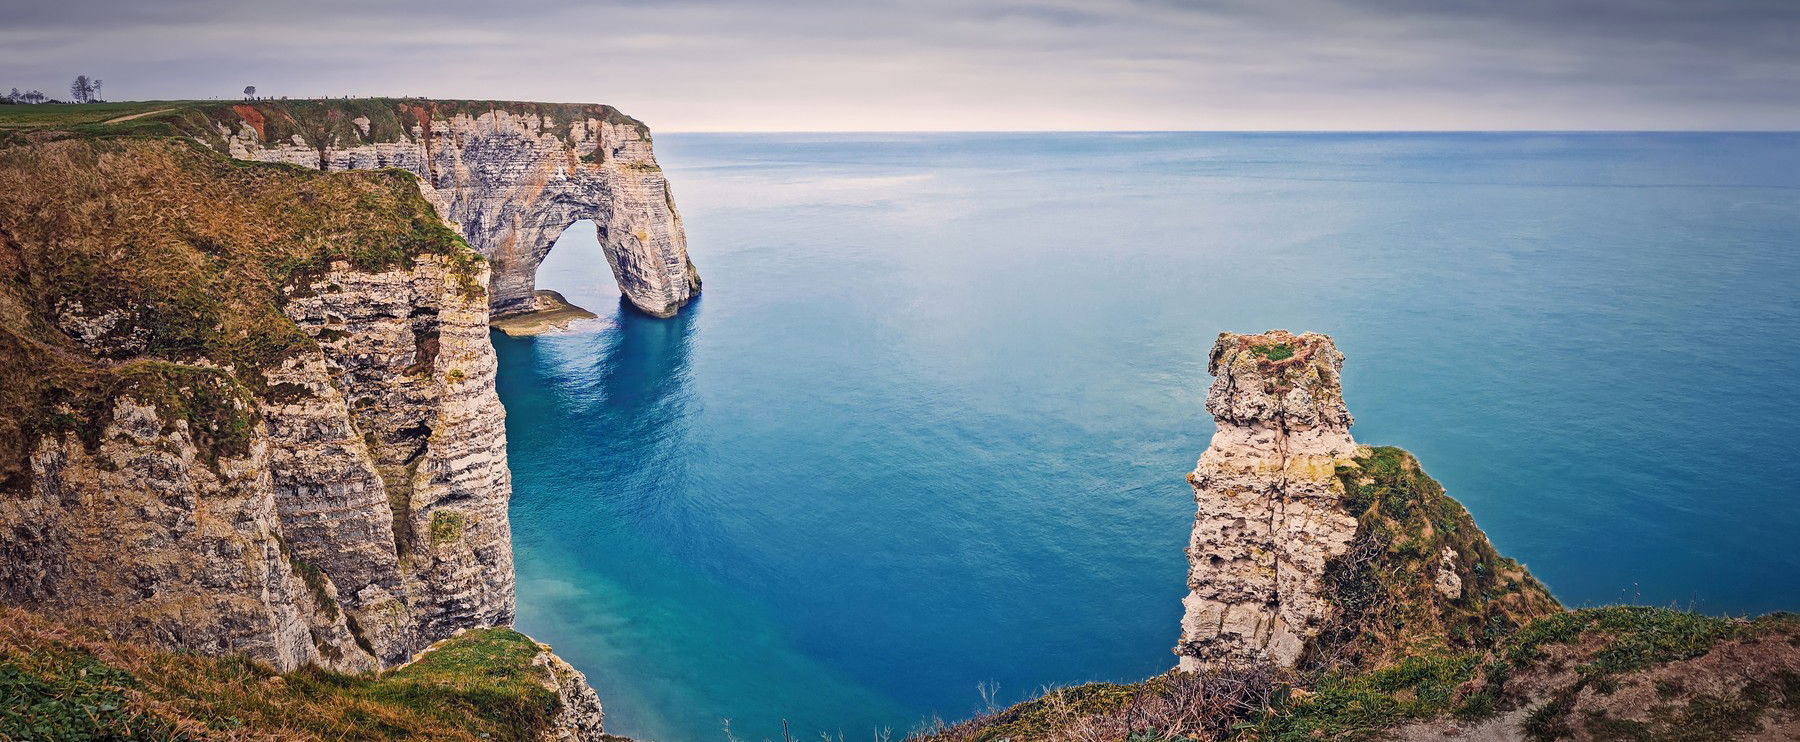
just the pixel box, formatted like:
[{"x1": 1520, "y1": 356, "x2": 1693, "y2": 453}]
[
  {"x1": 1177, "y1": 330, "x2": 1361, "y2": 671},
  {"x1": 211, "y1": 102, "x2": 699, "y2": 318}
]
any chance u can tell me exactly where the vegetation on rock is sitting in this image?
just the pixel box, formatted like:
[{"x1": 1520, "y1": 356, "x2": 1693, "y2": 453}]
[
  {"x1": 0, "y1": 607, "x2": 569, "y2": 741},
  {"x1": 0, "y1": 136, "x2": 482, "y2": 489},
  {"x1": 1310, "y1": 446, "x2": 1562, "y2": 671}
]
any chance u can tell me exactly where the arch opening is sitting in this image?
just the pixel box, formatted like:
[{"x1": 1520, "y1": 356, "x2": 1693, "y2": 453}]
[{"x1": 488, "y1": 220, "x2": 617, "y2": 336}]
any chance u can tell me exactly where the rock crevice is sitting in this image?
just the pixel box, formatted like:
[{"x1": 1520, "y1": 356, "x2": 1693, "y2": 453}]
[{"x1": 1177, "y1": 330, "x2": 1361, "y2": 671}]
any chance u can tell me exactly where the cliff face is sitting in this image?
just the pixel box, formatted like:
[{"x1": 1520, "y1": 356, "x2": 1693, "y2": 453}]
[
  {"x1": 199, "y1": 100, "x2": 698, "y2": 318},
  {"x1": 0, "y1": 130, "x2": 610, "y2": 737},
  {"x1": 268, "y1": 257, "x2": 515, "y2": 666},
  {"x1": 0, "y1": 133, "x2": 610, "y2": 737},
  {"x1": 1177, "y1": 331, "x2": 1363, "y2": 670},
  {"x1": 9, "y1": 396, "x2": 376, "y2": 673}
]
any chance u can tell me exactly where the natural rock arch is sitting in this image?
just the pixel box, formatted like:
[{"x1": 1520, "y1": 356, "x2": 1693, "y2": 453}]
[{"x1": 217, "y1": 101, "x2": 701, "y2": 317}]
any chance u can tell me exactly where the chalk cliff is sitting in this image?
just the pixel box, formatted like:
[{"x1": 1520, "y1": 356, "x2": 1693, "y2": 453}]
[
  {"x1": 197, "y1": 100, "x2": 698, "y2": 317},
  {"x1": 0, "y1": 107, "x2": 624, "y2": 739},
  {"x1": 1176, "y1": 331, "x2": 1563, "y2": 672},
  {"x1": 1176, "y1": 331, "x2": 1363, "y2": 670}
]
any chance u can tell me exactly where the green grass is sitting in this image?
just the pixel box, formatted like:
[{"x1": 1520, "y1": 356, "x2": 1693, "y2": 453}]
[
  {"x1": 1241, "y1": 653, "x2": 1485, "y2": 741},
  {"x1": 430, "y1": 510, "x2": 468, "y2": 545},
  {"x1": 1504, "y1": 606, "x2": 1738, "y2": 677},
  {"x1": 0, "y1": 98, "x2": 650, "y2": 148},
  {"x1": 0, "y1": 641, "x2": 181, "y2": 740},
  {"x1": 1249, "y1": 342, "x2": 1294, "y2": 361},
  {"x1": 0, "y1": 100, "x2": 199, "y2": 130},
  {"x1": 0, "y1": 608, "x2": 567, "y2": 742}
]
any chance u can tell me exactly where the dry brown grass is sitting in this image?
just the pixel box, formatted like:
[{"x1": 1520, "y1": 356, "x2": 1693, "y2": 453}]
[
  {"x1": 910, "y1": 668, "x2": 1280, "y2": 742},
  {"x1": 0, "y1": 136, "x2": 480, "y2": 492}
]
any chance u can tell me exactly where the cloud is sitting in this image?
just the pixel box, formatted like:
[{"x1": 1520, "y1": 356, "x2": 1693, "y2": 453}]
[{"x1": 1, "y1": 0, "x2": 1794, "y2": 129}]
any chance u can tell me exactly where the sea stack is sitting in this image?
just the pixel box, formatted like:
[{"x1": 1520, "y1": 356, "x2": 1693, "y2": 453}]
[{"x1": 1176, "y1": 330, "x2": 1362, "y2": 671}]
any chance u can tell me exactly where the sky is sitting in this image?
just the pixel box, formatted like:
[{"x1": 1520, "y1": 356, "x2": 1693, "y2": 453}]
[{"x1": 2, "y1": 0, "x2": 1796, "y2": 131}]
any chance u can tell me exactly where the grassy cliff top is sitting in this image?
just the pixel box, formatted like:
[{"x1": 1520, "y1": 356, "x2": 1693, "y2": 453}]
[
  {"x1": 0, "y1": 98, "x2": 649, "y2": 148},
  {"x1": 0, "y1": 606, "x2": 576, "y2": 741},
  {"x1": 0, "y1": 135, "x2": 482, "y2": 489}
]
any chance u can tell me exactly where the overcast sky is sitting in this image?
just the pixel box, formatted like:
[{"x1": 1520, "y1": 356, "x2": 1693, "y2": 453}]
[{"x1": 3, "y1": 0, "x2": 1796, "y2": 131}]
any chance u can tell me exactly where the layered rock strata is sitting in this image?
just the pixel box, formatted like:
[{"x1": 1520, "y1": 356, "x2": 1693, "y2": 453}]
[
  {"x1": 5, "y1": 398, "x2": 377, "y2": 673},
  {"x1": 211, "y1": 101, "x2": 699, "y2": 318},
  {"x1": 267, "y1": 256, "x2": 515, "y2": 665},
  {"x1": 0, "y1": 257, "x2": 504, "y2": 673},
  {"x1": 0, "y1": 134, "x2": 614, "y2": 738},
  {"x1": 1177, "y1": 330, "x2": 1361, "y2": 670}
]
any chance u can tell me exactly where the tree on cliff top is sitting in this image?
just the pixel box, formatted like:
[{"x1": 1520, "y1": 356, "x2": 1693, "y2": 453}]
[
  {"x1": 69, "y1": 75, "x2": 93, "y2": 103},
  {"x1": 243, "y1": 85, "x2": 256, "y2": 99}
]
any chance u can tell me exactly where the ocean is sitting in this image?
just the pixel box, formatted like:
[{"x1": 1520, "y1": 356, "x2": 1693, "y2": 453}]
[{"x1": 497, "y1": 132, "x2": 1800, "y2": 741}]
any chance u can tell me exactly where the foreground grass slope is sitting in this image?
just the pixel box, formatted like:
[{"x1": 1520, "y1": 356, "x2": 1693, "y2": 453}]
[
  {"x1": 0, "y1": 606, "x2": 579, "y2": 741},
  {"x1": 914, "y1": 448, "x2": 1800, "y2": 742}
]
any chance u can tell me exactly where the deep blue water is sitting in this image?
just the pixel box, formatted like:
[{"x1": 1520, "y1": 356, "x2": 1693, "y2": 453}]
[{"x1": 497, "y1": 133, "x2": 1800, "y2": 741}]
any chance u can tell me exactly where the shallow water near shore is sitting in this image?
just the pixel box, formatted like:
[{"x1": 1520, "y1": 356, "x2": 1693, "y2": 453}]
[{"x1": 497, "y1": 132, "x2": 1800, "y2": 742}]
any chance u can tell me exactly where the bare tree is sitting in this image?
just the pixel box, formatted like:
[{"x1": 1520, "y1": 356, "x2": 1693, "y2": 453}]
[
  {"x1": 243, "y1": 85, "x2": 256, "y2": 99},
  {"x1": 92, "y1": 79, "x2": 102, "y2": 102},
  {"x1": 24, "y1": 90, "x2": 44, "y2": 104},
  {"x1": 70, "y1": 75, "x2": 93, "y2": 103}
]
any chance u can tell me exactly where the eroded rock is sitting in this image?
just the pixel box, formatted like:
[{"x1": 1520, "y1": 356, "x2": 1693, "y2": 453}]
[
  {"x1": 215, "y1": 103, "x2": 699, "y2": 318},
  {"x1": 1177, "y1": 330, "x2": 1363, "y2": 670}
]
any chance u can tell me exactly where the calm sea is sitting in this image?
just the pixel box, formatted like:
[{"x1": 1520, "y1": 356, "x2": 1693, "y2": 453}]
[{"x1": 498, "y1": 132, "x2": 1800, "y2": 741}]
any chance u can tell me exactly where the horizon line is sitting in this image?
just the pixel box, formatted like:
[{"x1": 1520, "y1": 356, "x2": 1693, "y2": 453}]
[{"x1": 654, "y1": 128, "x2": 1800, "y2": 134}]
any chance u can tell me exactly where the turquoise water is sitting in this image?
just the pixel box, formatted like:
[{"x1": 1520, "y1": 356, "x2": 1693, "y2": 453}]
[{"x1": 497, "y1": 133, "x2": 1800, "y2": 741}]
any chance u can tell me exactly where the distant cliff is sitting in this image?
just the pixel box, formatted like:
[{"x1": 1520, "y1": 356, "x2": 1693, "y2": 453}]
[
  {"x1": 80, "y1": 99, "x2": 699, "y2": 317},
  {"x1": 0, "y1": 99, "x2": 658, "y2": 739},
  {"x1": 916, "y1": 331, "x2": 1799, "y2": 742}
]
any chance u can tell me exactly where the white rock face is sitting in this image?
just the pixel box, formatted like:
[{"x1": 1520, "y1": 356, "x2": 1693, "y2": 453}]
[
  {"x1": 273, "y1": 256, "x2": 515, "y2": 666},
  {"x1": 0, "y1": 258, "x2": 513, "y2": 676},
  {"x1": 215, "y1": 104, "x2": 699, "y2": 318},
  {"x1": 2, "y1": 399, "x2": 376, "y2": 673},
  {"x1": 1177, "y1": 330, "x2": 1361, "y2": 671}
]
